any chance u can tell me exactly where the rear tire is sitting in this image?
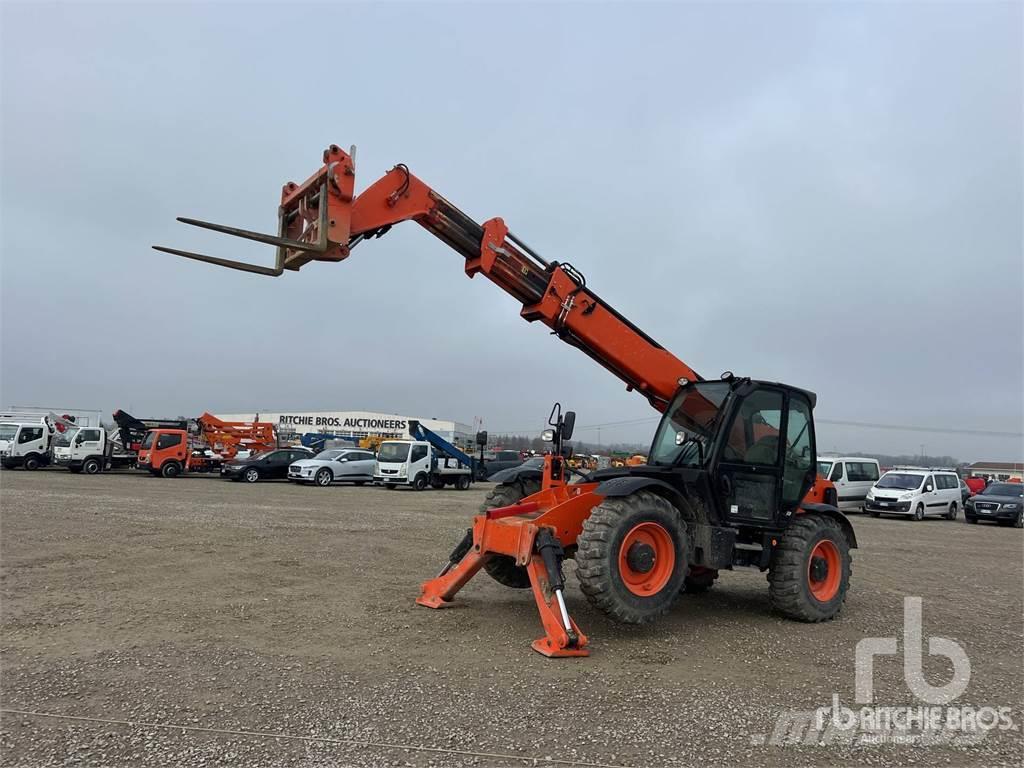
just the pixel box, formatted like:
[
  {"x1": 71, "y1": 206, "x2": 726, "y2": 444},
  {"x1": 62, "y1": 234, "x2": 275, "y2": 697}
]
[
  {"x1": 480, "y1": 480, "x2": 541, "y2": 589},
  {"x1": 946, "y1": 502, "x2": 958, "y2": 521},
  {"x1": 768, "y1": 513, "x2": 851, "y2": 622},
  {"x1": 83, "y1": 458, "x2": 102, "y2": 475},
  {"x1": 161, "y1": 462, "x2": 182, "y2": 479},
  {"x1": 456, "y1": 475, "x2": 471, "y2": 491},
  {"x1": 576, "y1": 491, "x2": 687, "y2": 624}
]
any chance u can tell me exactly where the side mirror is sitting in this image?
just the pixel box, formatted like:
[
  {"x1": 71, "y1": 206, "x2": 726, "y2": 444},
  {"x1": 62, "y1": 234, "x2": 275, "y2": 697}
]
[
  {"x1": 925, "y1": 484, "x2": 933, "y2": 492},
  {"x1": 338, "y1": 457, "x2": 349, "y2": 463},
  {"x1": 476, "y1": 430, "x2": 488, "y2": 447},
  {"x1": 675, "y1": 431, "x2": 687, "y2": 446},
  {"x1": 541, "y1": 429, "x2": 555, "y2": 442},
  {"x1": 561, "y1": 411, "x2": 576, "y2": 441}
]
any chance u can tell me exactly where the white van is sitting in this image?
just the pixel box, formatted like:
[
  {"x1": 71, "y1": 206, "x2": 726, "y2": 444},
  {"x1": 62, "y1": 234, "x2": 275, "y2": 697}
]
[
  {"x1": 864, "y1": 467, "x2": 962, "y2": 521},
  {"x1": 817, "y1": 456, "x2": 881, "y2": 513}
]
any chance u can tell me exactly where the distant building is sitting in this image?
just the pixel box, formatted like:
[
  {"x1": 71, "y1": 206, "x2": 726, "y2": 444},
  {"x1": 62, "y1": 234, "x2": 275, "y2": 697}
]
[
  {"x1": 214, "y1": 410, "x2": 475, "y2": 451},
  {"x1": 967, "y1": 462, "x2": 1023, "y2": 481}
]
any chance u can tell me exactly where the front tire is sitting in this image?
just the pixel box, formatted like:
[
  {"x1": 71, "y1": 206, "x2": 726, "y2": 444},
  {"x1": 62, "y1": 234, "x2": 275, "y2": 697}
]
[
  {"x1": 23, "y1": 455, "x2": 41, "y2": 471},
  {"x1": 768, "y1": 513, "x2": 851, "y2": 622},
  {"x1": 576, "y1": 491, "x2": 688, "y2": 624},
  {"x1": 480, "y1": 480, "x2": 542, "y2": 589},
  {"x1": 913, "y1": 503, "x2": 925, "y2": 521},
  {"x1": 243, "y1": 467, "x2": 259, "y2": 483},
  {"x1": 315, "y1": 468, "x2": 333, "y2": 487},
  {"x1": 83, "y1": 458, "x2": 102, "y2": 475},
  {"x1": 412, "y1": 474, "x2": 428, "y2": 491},
  {"x1": 161, "y1": 461, "x2": 182, "y2": 479},
  {"x1": 967, "y1": 516, "x2": 978, "y2": 524}
]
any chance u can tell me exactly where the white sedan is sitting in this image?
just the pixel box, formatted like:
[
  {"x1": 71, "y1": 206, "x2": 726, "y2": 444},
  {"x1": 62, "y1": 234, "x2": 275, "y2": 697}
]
[{"x1": 288, "y1": 448, "x2": 376, "y2": 487}]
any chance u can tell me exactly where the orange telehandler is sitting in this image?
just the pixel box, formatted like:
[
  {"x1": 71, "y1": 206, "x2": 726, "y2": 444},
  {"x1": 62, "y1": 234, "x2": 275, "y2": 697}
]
[{"x1": 156, "y1": 144, "x2": 854, "y2": 657}]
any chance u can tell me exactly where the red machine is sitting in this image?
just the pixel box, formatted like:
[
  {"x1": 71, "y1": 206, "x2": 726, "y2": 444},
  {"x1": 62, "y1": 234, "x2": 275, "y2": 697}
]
[{"x1": 156, "y1": 145, "x2": 853, "y2": 657}]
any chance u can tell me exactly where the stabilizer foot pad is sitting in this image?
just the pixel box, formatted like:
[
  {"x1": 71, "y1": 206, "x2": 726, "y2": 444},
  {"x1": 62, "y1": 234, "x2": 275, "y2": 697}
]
[{"x1": 531, "y1": 638, "x2": 590, "y2": 658}]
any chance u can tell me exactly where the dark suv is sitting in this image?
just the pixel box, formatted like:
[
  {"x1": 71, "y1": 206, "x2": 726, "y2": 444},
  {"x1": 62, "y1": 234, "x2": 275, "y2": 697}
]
[
  {"x1": 221, "y1": 447, "x2": 313, "y2": 483},
  {"x1": 965, "y1": 482, "x2": 1023, "y2": 527},
  {"x1": 483, "y1": 450, "x2": 525, "y2": 479}
]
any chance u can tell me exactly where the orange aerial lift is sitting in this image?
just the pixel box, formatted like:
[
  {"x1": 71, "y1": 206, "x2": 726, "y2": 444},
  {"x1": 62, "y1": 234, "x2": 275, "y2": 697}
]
[
  {"x1": 138, "y1": 412, "x2": 277, "y2": 477},
  {"x1": 156, "y1": 145, "x2": 854, "y2": 656}
]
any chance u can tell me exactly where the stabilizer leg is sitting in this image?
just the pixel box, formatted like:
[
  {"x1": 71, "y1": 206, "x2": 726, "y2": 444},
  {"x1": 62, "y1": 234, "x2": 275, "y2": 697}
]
[
  {"x1": 417, "y1": 542, "x2": 486, "y2": 609},
  {"x1": 526, "y1": 554, "x2": 589, "y2": 658}
]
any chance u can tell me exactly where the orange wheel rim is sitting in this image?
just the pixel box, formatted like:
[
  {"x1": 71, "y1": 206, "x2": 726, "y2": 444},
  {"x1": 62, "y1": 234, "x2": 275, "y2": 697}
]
[
  {"x1": 808, "y1": 539, "x2": 841, "y2": 602},
  {"x1": 618, "y1": 522, "x2": 675, "y2": 596}
]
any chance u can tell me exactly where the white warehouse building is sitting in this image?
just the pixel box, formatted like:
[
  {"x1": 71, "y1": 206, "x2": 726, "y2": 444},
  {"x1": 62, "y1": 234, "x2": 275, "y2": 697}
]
[{"x1": 215, "y1": 410, "x2": 475, "y2": 450}]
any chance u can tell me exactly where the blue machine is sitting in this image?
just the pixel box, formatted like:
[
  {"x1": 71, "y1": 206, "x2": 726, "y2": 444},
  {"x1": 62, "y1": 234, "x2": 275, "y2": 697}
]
[{"x1": 300, "y1": 432, "x2": 358, "y2": 452}]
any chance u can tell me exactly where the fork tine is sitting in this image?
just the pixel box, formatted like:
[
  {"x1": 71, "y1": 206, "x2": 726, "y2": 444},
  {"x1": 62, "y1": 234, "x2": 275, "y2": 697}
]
[
  {"x1": 176, "y1": 217, "x2": 324, "y2": 253},
  {"x1": 151, "y1": 246, "x2": 283, "y2": 277}
]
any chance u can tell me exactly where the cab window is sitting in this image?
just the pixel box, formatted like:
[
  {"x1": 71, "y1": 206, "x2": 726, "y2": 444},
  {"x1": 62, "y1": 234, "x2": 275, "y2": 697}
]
[
  {"x1": 156, "y1": 433, "x2": 182, "y2": 450},
  {"x1": 781, "y1": 394, "x2": 814, "y2": 509},
  {"x1": 723, "y1": 389, "x2": 784, "y2": 465},
  {"x1": 18, "y1": 427, "x2": 44, "y2": 444}
]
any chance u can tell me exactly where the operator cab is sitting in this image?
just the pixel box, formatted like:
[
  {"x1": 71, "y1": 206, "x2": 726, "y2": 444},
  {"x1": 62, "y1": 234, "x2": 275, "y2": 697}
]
[{"x1": 634, "y1": 375, "x2": 820, "y2": 529}]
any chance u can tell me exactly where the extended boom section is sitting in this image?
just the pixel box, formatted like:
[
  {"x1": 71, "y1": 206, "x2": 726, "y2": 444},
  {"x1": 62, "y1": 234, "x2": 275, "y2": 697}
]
[{"x1": 154, "y1": 145, "x2": 697, "y2": 410}]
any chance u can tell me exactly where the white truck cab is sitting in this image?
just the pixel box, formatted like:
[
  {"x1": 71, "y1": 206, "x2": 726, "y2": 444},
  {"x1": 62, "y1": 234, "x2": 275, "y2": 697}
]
[
  {"x1": 53, "y1": 427, "x2": 135, "y2": 474},
  {"x1": 374, "y1": 440, "x2": 472, "y2": 490},
  {"x1": 0, "y1": 421, "x2": 52, "y2": 470}
]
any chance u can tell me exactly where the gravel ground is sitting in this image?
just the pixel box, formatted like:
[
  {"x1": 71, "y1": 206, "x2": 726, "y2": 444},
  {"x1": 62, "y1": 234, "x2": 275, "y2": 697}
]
[{"x1": 1, "y1": 470, "x2": 1021, "y2": 767}]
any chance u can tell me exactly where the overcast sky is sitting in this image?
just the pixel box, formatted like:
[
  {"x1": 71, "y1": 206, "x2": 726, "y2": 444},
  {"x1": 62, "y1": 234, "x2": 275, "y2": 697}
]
[{"x1": 2, "y1": 2, "x2": 1021, "y2": 461}]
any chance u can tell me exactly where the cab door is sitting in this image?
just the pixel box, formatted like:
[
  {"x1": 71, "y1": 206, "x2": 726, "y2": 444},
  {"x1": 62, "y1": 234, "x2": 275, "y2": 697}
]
[
  {"x1": 714, "y1": 387, "x2": 786, "y2": 524},
  {"x1": 75, "y1": 428, "x2": 104, "y2": 459},
  {"x1": 713, "y1": 386, "x2": 817, "y2": 525}
]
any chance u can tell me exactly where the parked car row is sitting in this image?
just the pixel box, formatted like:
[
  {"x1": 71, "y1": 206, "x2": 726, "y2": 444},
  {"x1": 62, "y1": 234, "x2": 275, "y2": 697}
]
[
  {"x1": 865, "y1": 468, "x2": 1022, "y2": 526},
  {"x1": 219, "y1": 443, "x2": 476, "y2": 491}
]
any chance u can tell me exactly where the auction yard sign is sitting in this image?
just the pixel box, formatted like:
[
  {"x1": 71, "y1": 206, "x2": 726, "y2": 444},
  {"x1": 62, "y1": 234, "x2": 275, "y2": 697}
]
[{"x1": 277, "y1": 414, "x2": 408, "y2": 432}]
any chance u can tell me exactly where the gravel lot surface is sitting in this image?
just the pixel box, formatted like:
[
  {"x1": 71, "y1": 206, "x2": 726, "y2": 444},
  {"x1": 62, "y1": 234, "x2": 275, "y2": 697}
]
[{"x1": 1, "y1": 470, "x2": 1021, "y2": 766}]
